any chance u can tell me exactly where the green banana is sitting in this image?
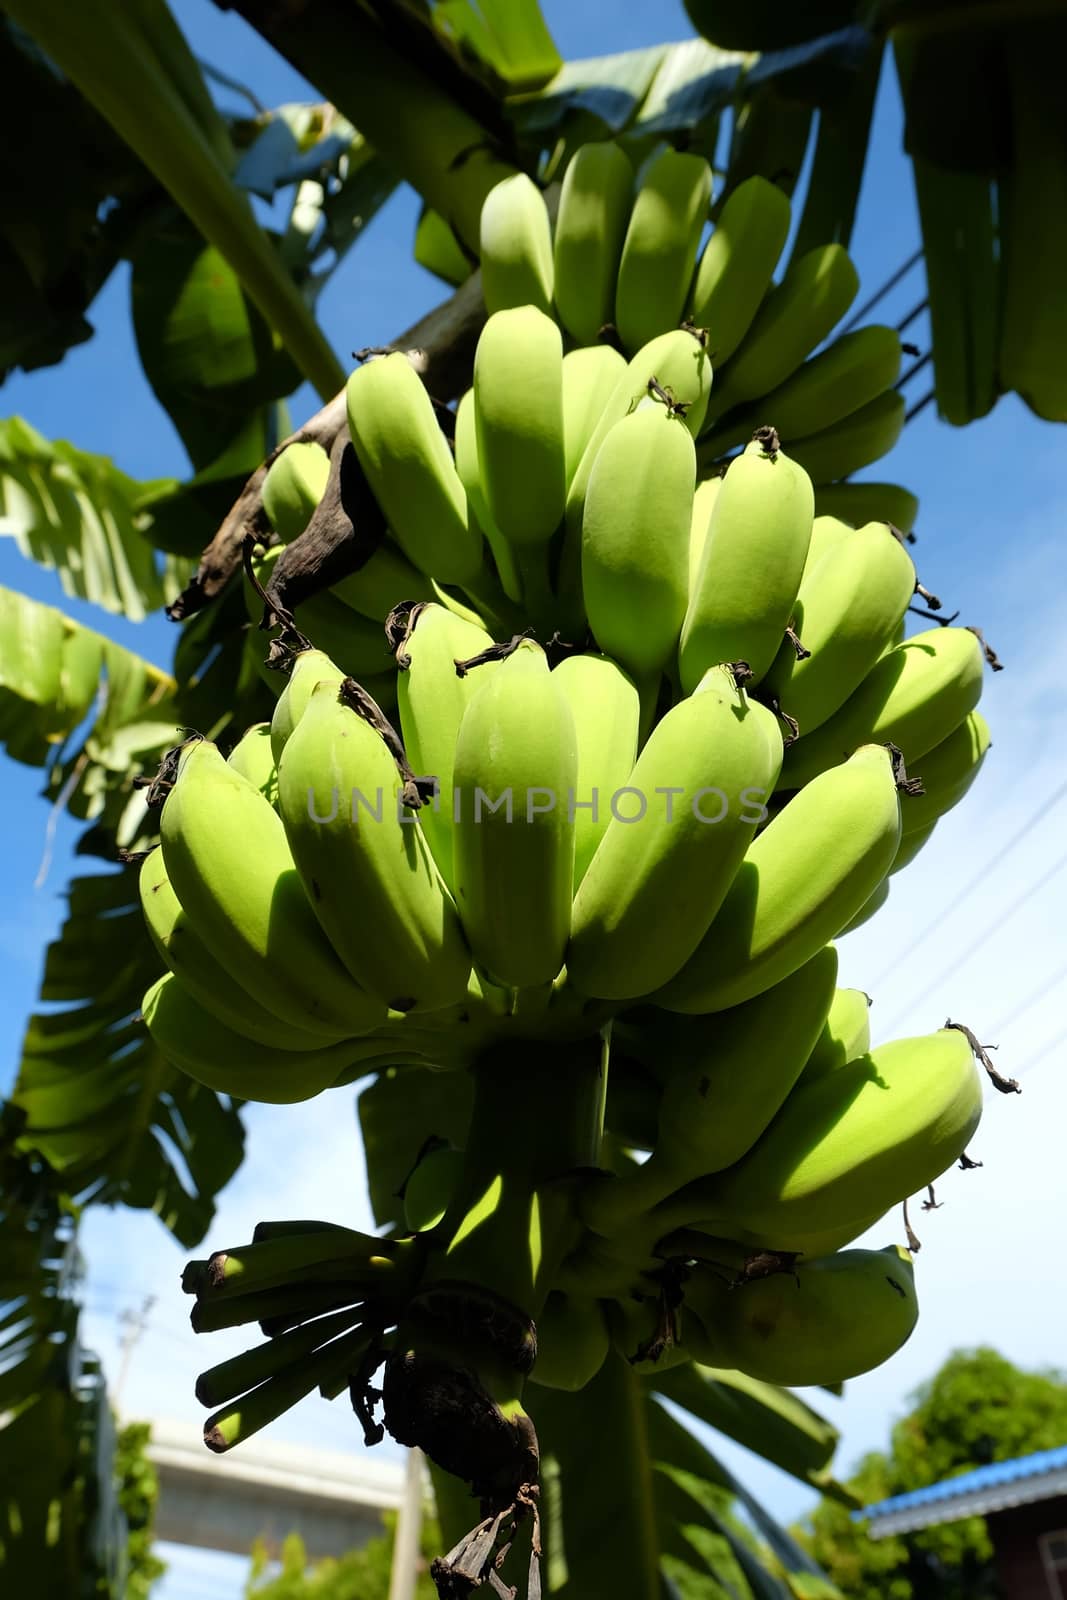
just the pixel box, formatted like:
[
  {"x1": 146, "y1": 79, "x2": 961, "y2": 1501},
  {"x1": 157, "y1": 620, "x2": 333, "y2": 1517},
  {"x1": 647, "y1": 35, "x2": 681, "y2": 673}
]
[
  {"x1": 269, "y1": 647, "x2": 347, "y2": 766},
  {"x1": 550, "y1": 652, "x2": 640, "y2": 890},
  {"x1": 679, "y1": 429, "x2": 814, "y2": 691},
  {"x1": 688, "y1": 475, "x2": 721, "y2": 592},
  {"x1": 765, "y1": 520, "x2": 917, "y2": 734},
  {"x1": 142, "y1": 972, "x2": 372, "y2": 1102},
  {"x1": 780, "y1": 626, "x2": 987, "y2": 789},
  {"x1": 562, "y1": 344, "x2": 628, "y2": 488},
  {"x1": 582, "y1": 947, "x2": 838, "y2": 1236},
  {"x1": 901, "y1": 711, "x2": 991, "y2": 835},
  {"x1": 615, "y1": 146, "x2": 712, "y2": 354},
  {"x1": 414, "y1": 204, "x2": 471, "y2": 288},
  {"x1": 403, "y1": 1144, "x2": 465, "y2": 1232},
  {"x1": 689, "y1": 175, "x2": 791, "y2": 368},
  {"x1": 195, "y1": 1307, "x2": 363, "y2": 1409},
  {"x1": 227, "y1": 722, "x2": 277, "y2": 804},
  {"x1": 203, "y1": 1326, "x2": 373, "y2": 1453},
  {"x1": 798, "y1": 986, "x2": 871, "y2": 1085},
  {"x1": 840, "y1": 875, "x2": 889, "y2": 935},
  {"x1": 346, "y1": 352, "x2": 481, "y2": 584},
  {"x1": 567, "y1": 664, "x2": 783, "y2": 1000},
  {"x1": 605, "y1": 1292, "x2": 702, "y2": 1376},
  {"x1": 707, "y1": 243, "x2": 860, "y2": 419},
  {"x1": 582, "y1": 399, "x2": 694, "y2": 685},
  {"x1": 395, "y1": 602, "x2": 501, "y2": 891},
  {"x1": 332, "y1": 540, "x2": 433, "y2": 622},
  {"x1": 698, "y1": 324, "x2": 902, "y2": 461},
  {"x1": 553, "y1": 142, "x2": 634, "y2": 345},
  {"x1": 478, "y1": 172, "x2": 554, "y2": 316},
  {"x1": 453, "y1": 388, "x2": 523, "y2": 605},
  {"x1": 529, "y1": 1292, "x2": 610, "y2": 1392},
  {"x1": 813, "y1": 481, "x2": 919, "y2": 535},
  {"x1": 276, "y1": 679, "x2": 472, "y2": 1013},
  {"x1": 686, "y1": 1245, "x2": 918, "y2": 1387},
  {"x1": 246, "y1": 547, "x2": 394, "y2": 683},
  {"x1": 799, "y1": 513, "x2": 854, "y2": 583},
  {"x1": 681, "y1": 1026, "x2": 983, "y2": 1242},
  {"x1": 785, "y1": 389, "x2": 907, "y2": 485},
  {"x1": 262, "y1": 440, "x2": 330, "y2": 542},
  {"x1": 890, "y1": 821, "x2": 935, "y2": 876},
  {"x1": 656, "y1": 743, "x2": 901, "y2": 1014},
  {"x1": 472, "y1": 306, "x2": 566, "y2": 574},
  {"x1": 160, "y1": 740, "x2": 386, "y2": 1038},
  {"x1": 452, "y1": 640, "x2": 578, "y2": 987}
]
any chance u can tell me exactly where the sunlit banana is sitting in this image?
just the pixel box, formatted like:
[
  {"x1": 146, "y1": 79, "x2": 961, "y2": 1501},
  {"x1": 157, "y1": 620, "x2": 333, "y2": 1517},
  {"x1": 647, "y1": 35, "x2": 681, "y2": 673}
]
[
  {"x1": 798, "y1": 986, "x2": 871, "y2": 1085},
  {"x1": 688, "y1": 475, "x2": 721, "y2": 591},
  {"x1": 160, "y1": 739, "x2": 386, "y2": 1038},
  {"x1": 786, "y1": 390, "x2": 907, "y2": 485},
  {"x1": 582, "y1": 946, "x2": 838, "y2": 1236},
  {"x1": 270, "y1": 647, "x2": 347, "y2": 766},
  {"x1": 615, "y1": 146, "x2": 712, "y2": 353},
  {"x1": 562, "y1": 344, "x2": 628, "y2": 487},
  {"x1": 900, "y1": 710, "x2": 991, "y2": 835},
  {"x1": 262, "y1": 440, "x2": 330, "y2": 542},
  {"x1": 346, "y1": 351, "x2": 481, "y2": 584},
  {"x1": 568, "y1": 664, "x2": 783, "y2": 1000},
  {"x1": 707, "y1": 243, "x2": 860, "y2": 419},
  {"x1": 395, "y1": 602, "x2": 501, "y2": 890},
  {"x1": 479, "y1": 171, "x2": 553, "y2": 316},
  {"x1": 276, "y1": 680, "x2": 472, "y2": 1013},
  {"x1": 765, "y1": 520, "x2": 917, "y2": 733},
  {"x1": 780, "y1": 626, "x2": 987, "y2": 789},
  {"x1": 839, "y1": 875, "x2": 890, "y2": 934},
  {"x1": 679, "y1": 429, "x2": 814, "y2": 691},
  {"x1": 142, "y1": 972, "x2": 371, "y2": 1102},
  {"x1": 553, "y1": 142, "x2": 634, "y2": 344},
  {"x1": 689, "y1": 174, "x2": 791, "y2": 367},
  {"x1": 227, "y1": 722, "x2": 278, "y2": 804},
  {"x1": 799, "y1": 512, "x2": 853, "y2": 583},
  {"x1": 656, "y1": 743, "x2": 902, "y2": 1013},
  {"x1": 813, "y1": 481, "x2": 919, "y2": 535},
  {"x1": 452, "y1": 640, "x2": 578, "y2": 987},
  {"x1": 453, "y1": 389, "x2": 523, "y2": 605},
  {"x1": 550, "y1": 652, "x2": 640, "y2": 890},
  {"x1": 582, "y1": 399, "x2": 694, "y2": 687},
  {"x1": 685, "y1": 1245, "x2": 918, "y2": 1386}
]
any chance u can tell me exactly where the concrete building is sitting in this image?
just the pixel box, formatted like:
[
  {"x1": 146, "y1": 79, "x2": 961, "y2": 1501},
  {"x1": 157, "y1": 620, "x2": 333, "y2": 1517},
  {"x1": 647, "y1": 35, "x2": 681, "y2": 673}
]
[{"x1": 858, "y1": 1444, "x2": 1067, "y2": 1599}]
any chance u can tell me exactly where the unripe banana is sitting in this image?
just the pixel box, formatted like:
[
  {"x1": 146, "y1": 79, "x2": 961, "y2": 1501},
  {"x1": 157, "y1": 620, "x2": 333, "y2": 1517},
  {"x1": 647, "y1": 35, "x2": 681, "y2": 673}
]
[
  {"x1": 765, "y1": 521, "x2": 917, "y2": 734},
  {"x1": 141, "y1": 972, "x2": 373, "y2": 1103},
  {"x1": 780, "y1": 627, "x2": 986, "y2": 789},
  {"x1": 332, "y1": 540, "x2": 433, "y2": 622},
  {"x1": 686, "y1": 1245, "x2": 918, "y2": 1387},
  {"x1": 688, "y1": 476, "x2": 721, "y2": 592},
  {"x1": 276, "y1": 681, "x2": 472, "y2": 1013},
  {"x1": 160, "y1": 740, "x2": 386, "y2": 1038},
  {"x1": 562, "y1": 345, "x2": 628, "y2": 487},
  {"x1": 583, "y1": 947, "x2": 838, "y2": 1237},
  {"x1": 689, "y1": 1027, "x2": 983, "y2": 1241},
  {"x1": 414, "y1": 204, "x2": 471, "y2": 287},
  {"x1": 479, "y1": 172, "x2": 553, "y2": 316},
  {"x1": 582, "y1": 401, "x2": 694, "y2": 684},
  {"x1": 689, "y1": 175, "x2": 791, "y2": 367},
  {"x1": 698, "y1": 324, "x2": 902, "y2": 461},
  {"x1": 799, "y1": 987, "x2": 871, "y2": 1085},
  {"x1": 901, "y1": 711, "x2": 991, "y2": 835},
  {"x1": 890, "y1": 821, "x2": 935, "y2": 875},
  {"x1": 403, "y1": 1144, "x2": 465, "y2": 1232},
  {"x1": 708, "y1": 243, "x2": 860, "y2": 418},
  {"x1": 453, "y1": 389, "x2": 523, "y2": 604},
  {"x1": 815, "y1": 482, "x2": 919, "y2": 536},
  {"x1": 346, "y1": 352, "x2": 481, "y2": 584},
  {"x1": 800, "y1": 513, "x2": 853, "y2": 583},
  {"x1": 529, "y1": 1292, "x2": 610, "y2": 1392},
  {"x1": 262, "y1": 440, "x2": 330, "y2": 542},
  {"x1": 473, "y1": 306, "x2": 565, "y2": 551},
  {"x1": 227, "y1": 723, "x2": 278, "y2": 804},
  {"x1": 656, "y1": 744, "x2": 901, "y2": 1013},
  {"x1": 452, "y1": 641, "x2": 578, "y2": 987},
  {"x1": 246, "y1": 548, "x2": 393, "y2": 683},
  {"x1": 395, "y1": 602, "x2": 501, "y2": 890},
  {"x1": 551, "y1": 652, "x2": 640, "y2": 889},
  {"x1": 553, "y1": 142, "x2": 634, "y2": 345},
  {"x1": 605, "y1": 1293, "x2": 700, "y2": 1376},
  {"x1": 568, "y1": 665, "x2": 783, "y2": 1000},
  {"x1": 786, "y1": 390, "x2": 907, "y2": 485},
  {"x1": 679, "y1": 430, "x2": 814, "y2": 691},
  {"x1": 138, "y1": 850, "x2": 332, "y2": 1052},
  {"x1": 840, "y1": 875, "x2": 889, "y2": 935},
  {"x1": 270, "y1": 648, "x2": 347, "y2": 766},
  {"x1": 615, "y1": 146, "x2": 712, "y2": 354}
]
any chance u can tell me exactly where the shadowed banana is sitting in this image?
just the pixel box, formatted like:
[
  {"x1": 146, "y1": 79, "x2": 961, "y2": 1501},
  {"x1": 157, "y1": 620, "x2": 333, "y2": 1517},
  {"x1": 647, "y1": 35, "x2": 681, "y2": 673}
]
[
  {"x1": 528, "y1": 1292, "x2": 610, "y2": 1391},
  {"x1": 615, "y1": 146, "x2": 712, "y2": 353},
  {"x1": 270, "y1": 648, "x2": 347, "y2": 766},
  {"x1": 814, "y1": 481, "x2": 919, "y2": 535},
  {"x1": 786, "y1": 390, "x2": 907, "y2": 486},
  {"x1": 900, "y1": 711, "x2": 991, "y2": 835},
  {"x1": 562, "y1": 345, "x2": 628, "y2": 488},
  {"x1": 798, "y1": 986, "x2": 872, "y2": 1085},
  {"x1": 799, "y1": 513, "x2": 854, "y2": 584},
  {"x1": 262, "y1": 441, "x2": 330, "y2": 542},
  {"x1": 689, "y1": 175, "x2": 791, "y2": 368},
  {"x1": 553, "y1": 142, "x2": 633, "y2": 344},
  {"x1": 688, "y1": 476, "x2": 721, "y2": 592},
  {"x1": 227, "y1": 723, "x2": 278, "y2": 804},
  {"x1": 550, "y1": 652, "x2": 640, "y2": 889}
]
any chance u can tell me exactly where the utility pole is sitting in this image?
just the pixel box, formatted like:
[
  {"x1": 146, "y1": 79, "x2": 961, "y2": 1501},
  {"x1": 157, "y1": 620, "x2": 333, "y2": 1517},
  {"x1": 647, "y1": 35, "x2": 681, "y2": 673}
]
[
  {"x1": 113, "y1": 1295, "x2": 155, "y2": 1413},
  {"x1": 388, "y1": 1447, "x2": 425, "y2": 1600}
]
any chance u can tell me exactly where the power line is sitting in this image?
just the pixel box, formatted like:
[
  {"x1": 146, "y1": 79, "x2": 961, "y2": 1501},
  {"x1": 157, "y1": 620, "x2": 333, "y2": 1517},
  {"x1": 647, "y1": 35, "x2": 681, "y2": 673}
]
[
  {"x1": 871, "y1": 781, "x2": 1067, "y2": 991},
  {"x1": 988, "y1": 958, "x2": 1067, "y2": 1038}
]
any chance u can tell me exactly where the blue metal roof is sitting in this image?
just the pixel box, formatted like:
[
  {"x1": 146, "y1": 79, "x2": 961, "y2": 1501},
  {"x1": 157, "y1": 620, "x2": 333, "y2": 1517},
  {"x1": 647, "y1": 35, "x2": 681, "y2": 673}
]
[{"x1": 856, "y1": 1445, "x2": 1067, "y2": 1522}]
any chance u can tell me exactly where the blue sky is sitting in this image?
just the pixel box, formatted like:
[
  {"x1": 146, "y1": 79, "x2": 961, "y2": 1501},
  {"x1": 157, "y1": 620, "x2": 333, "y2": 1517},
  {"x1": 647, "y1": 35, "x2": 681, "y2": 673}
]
[{"x1": 2, "y1": 1, "x2": 1066, "y2": 1595}]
